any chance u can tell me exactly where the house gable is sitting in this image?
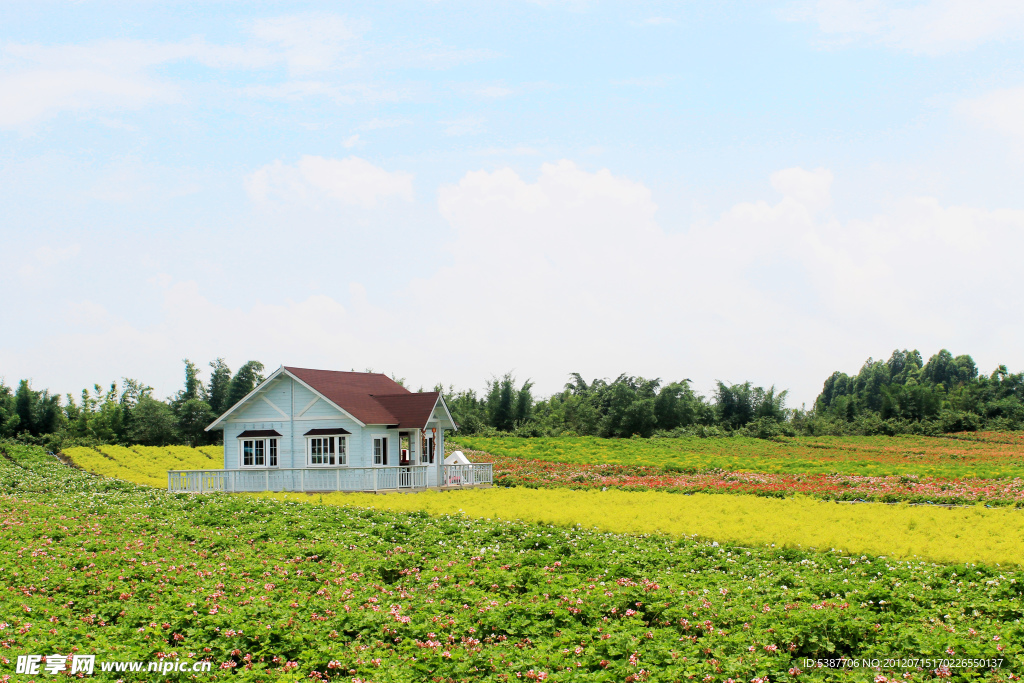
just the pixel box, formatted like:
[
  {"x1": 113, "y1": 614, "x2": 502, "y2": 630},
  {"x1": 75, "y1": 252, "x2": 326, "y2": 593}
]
[
  {"x1": 207, "y1": 366, "x2": 366, "y2": 431},
  {"x1": 225, "y1": 375, "x2": 291, "y2": 422}
]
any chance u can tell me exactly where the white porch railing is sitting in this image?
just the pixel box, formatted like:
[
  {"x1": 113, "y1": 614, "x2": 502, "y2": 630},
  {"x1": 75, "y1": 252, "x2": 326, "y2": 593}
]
[
  {"x1": 167, "y1": 463, "x2": 492, "y2": 493},
  {"x1": 444, "y1": 463, "x2": 493, "y2": 487}
]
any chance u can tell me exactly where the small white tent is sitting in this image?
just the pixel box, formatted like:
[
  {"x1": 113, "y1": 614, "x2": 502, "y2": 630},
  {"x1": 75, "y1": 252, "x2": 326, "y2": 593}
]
[{"x1": 444, "y1": 450, "x2": 471, "y2": 465}]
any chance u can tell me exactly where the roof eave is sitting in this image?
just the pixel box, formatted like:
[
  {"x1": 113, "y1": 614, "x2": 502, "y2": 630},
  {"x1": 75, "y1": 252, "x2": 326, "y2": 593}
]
[{"x1": 431, "y1": 393, "x2": 458, "y2": 432}]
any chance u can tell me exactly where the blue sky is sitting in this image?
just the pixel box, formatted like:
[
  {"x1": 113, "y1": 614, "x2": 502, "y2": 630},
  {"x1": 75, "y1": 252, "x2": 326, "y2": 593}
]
[{"x1": 3, "y1": 0, "x2": 1024, "y2": 407}]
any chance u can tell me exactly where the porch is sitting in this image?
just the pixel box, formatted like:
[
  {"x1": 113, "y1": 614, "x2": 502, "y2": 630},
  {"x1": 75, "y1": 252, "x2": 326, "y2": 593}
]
[{"x1": 167, "y1": 463, "x2": 493, "y2": 494}]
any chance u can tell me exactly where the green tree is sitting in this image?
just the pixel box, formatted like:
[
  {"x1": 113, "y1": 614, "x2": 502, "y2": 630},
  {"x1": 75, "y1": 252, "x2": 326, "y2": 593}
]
[
  {"x1": 180, "y1": 359, "x2": 204, "y2": 402},
  {"x1": 13, "y1": 379, "x2": 62, "y2": 437},
  {"x1": 128, "y1": 395, "x2": 179, "y2": 446},
  {"x1": 487, "y1": 374, "x2": 516, "y2": 432},
  {"x1": 922, "y1": 350, "x2": 978, "y2": 389},
  {"x1": 601, "y1": 375, "x2": 660, "y2": 438},
  {"x1": 715, "y1": 381, "x2": 754, "y2": 430},
  {"x1": 514, "y1": 379, "x2": 534, "y2": 425},
  {"x1": 226, "y1": 361, "x2": 266, "y2": 409},
  {"x1": 0, "y1": 381, "x2": 19, "y2": 437},
  {"x1": 752, "y1": 385, "x2": 788, "y2": 422},
  {"x1": 176, "y1": 398, "x2": 214, "y2": 447},
  {"x1": 207, "y1": 359, "x2": 233, "y2": 416},
  {"x1": 172, "y1": 359, "x2": 217, "y2": 446},
  {"x1": 440, "y1": 385, "x2": 487, "y2": 434},
  {"x1": 654, "y1": 380, "x2": 702, "y2": 431}
]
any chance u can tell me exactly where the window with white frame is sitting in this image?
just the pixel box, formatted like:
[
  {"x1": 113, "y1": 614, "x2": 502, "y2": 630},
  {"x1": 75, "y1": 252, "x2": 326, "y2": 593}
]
[
  {"x1": 306, "y1": 435, "x2": 347, "y2": 466},
  {"x1": 239, "y1": 437, "x2": 278, "y2": 467},
  {"x1": 372, "y1": 435, "x2": 389, "y2": 465}
]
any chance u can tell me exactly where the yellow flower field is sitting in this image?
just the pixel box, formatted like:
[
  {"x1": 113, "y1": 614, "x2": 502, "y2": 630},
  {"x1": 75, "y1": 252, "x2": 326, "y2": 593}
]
[
  {"x1": 261, "y1": 487, "x2": 1024, "y2": 566},
  {"x1": 64, "y1": 445, "x2": 221, "y2": 487}
]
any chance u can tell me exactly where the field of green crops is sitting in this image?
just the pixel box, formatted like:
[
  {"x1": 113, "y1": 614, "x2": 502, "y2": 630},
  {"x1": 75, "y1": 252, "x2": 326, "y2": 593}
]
[
  {"x1": 64, "y1": 444, "x2": 222, "y2": 487},
  {"x1": 454, "y1": 434, "x2": 1024, "y2": 479},
  {"x1": 2, "y1": 442, "x2": 1022, "y2": 681}
]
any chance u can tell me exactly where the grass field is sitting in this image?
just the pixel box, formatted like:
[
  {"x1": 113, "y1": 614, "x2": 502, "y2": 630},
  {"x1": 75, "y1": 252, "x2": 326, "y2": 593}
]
[
  {"x1": 2, "y1": 443, "x2": 1020, "y2": 682},
  {"x1": 454, "y1": 433, "x2": 1024, "y2": 479}
]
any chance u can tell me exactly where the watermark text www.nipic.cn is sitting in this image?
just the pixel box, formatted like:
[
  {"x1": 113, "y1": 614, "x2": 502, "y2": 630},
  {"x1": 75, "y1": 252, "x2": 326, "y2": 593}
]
[{"x1": 14, "y1": 654, "x2": 213, "y2": 675}]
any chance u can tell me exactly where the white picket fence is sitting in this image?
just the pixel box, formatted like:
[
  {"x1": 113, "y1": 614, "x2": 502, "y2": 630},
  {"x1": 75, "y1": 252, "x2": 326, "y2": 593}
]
[{"x1": 167, "y1": 464, "x2": 492, "y2": 494}]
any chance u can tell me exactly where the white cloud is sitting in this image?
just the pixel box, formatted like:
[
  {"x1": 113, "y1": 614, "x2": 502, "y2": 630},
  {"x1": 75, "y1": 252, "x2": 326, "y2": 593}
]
[
  {"x1": 411, "y1": 161, "x2": 1024, "y2": 402},
  {"x1": 245, "y1": 155, "x2": 414, "y2": 208},
  {"x1": 7, "y1": 162, "x2": 1024, "y2": 407},
  {"x1": 960, "y1": 86, "x2": 1024, "y2": 143},
  {"x1": 0, "y1": 38, "x2": 281, "y2": 128},
  {"x1": 0, "y1": 14, "x2": 486, "y2": 127},
  {"x1": 0, "y1": 67, "x2": 177, "y2": 128},
  {"x1": 250, "y1": 14, "x2": 368, "y2": 74},
  {"x1": 770, "y1": 167, "x2": 833, "y2": 213},
  {"x1": 789, "y1": 0, "x2": 1024, "y2": 54},
  {"x1": 18, "y1": 245, "x2": 81, "y2": 278}
]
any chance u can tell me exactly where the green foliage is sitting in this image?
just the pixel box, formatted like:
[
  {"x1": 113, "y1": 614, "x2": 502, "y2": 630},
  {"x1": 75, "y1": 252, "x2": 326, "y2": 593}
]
[
  {"x1": 5, "y1": 345, "x2": 1023, "y2": 449},
  {"x1": 207, "y1": 358, "x2": 233, "y2": 416},
  {"x1": 716, "y1": 382, "x2": 788, "y2": 431},
  {"x1": 0, "y1": 356, "x2": 267, "y2": 449},
  {"x1": 12, "y1": 378, "x2": 62, "y2": 436},
  {"x1": 814, "y1": 349, "x2": 1024, "y2": 434},
  {"x1": 128, "y1": 394, "x2": 180, "y2": 446},
  {"x1": 447, "y1": 372, "x2": 784, "y2": 438},
  {"x1": 653, "y1": 381, "x2": 707, "y2": 431},
  {"x1": 226, "y1": 360, "x2": 266, "y2": 408},
  {"x1": 175, "y1": 398, "x2": 215, "y2": 447},
  {"x1": 0, "y1": 381, "x2": 16, "y2": 436},
  {"x1": 487, "y1": 373, "x2": 517, "y2": 432},
  {"x1": 600, "y1": 376, "x2": 659, "y2": 438}
]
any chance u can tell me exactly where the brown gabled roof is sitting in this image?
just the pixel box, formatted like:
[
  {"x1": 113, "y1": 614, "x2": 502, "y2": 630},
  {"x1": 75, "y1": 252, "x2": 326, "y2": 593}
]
[
  {"x1": 285, "y1": 367, "x2": 439, "y2": 427},
  {"x1": 371, "y1": 392, "x2": 441, "y2": 430}
]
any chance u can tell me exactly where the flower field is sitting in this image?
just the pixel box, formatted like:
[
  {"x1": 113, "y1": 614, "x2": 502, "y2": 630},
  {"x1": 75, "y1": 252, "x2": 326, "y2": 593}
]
[
  {"x1": 457, "y1": 448, "x2": 1024, "y2": 507},
  {"x1": 453, "y1": 434, "x2": 1024, "y2": 479},
  {"x1": 2, "y1": 443, "x2": 1021, "y2": 682},
  {"x1": 266, "y1": 488, "x2": 1024, "y2": 567},
  {"x1": 63, "y1": 445, "x2": 222, "y2": 488}
]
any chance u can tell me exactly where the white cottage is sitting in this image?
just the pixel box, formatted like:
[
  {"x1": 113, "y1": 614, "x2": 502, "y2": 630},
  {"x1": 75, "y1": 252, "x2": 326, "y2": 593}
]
[{"x1": 166, "y1": 365, "x2": 492, "y2": 493}]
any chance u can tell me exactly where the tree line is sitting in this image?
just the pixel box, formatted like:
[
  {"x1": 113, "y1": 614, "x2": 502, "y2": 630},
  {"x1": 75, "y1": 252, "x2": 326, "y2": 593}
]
[
  {"x1": 0, "y1": 359, "x2": 265, "y2": 449},
  {"x1": 3, "y1": 348, "x2": 1023, "y2": 449},
  {"x1": 446, "y1": 373, "x2": 789, "y2": 438},
  {"x1": 809, "y1": 349, "x2": 1024, "y2": 435}
]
